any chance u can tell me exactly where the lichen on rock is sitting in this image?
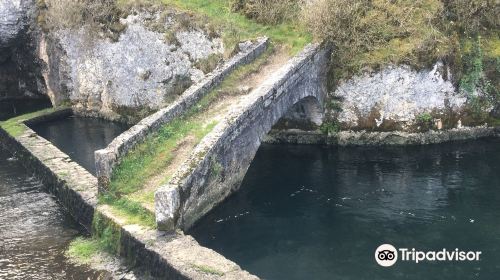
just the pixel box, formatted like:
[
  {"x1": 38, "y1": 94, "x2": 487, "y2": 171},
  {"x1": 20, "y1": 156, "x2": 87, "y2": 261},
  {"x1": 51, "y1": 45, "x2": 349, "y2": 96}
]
[
  {"x1": 332, "y1": 62, "x2": 469, "y2": 131},
  {"x1": 41, "y1": 9, "x2": 224, "y2": 123}
]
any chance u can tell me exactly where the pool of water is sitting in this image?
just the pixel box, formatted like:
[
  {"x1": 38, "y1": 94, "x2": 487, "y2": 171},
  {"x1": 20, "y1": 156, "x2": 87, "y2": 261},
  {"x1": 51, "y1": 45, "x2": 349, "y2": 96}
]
[
  {"x1": 190, "y1": 139, "x2": 500, "y2": 280},
  {"x1": 0, "y1": 147, "x2": 107, "y2": 279},
  {"x1": 30, "y1": 116, "x2": 130, "y2": 175}
]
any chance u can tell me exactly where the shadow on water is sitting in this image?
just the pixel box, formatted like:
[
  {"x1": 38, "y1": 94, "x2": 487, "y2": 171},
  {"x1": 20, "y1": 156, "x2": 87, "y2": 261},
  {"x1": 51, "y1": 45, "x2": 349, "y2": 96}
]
[
  {"x1": 190, "y1": 139, "x2": 500, "y2": 280},
  {"x1": 29, "y1": 115, "x2": 131, "y2": 175},
  {"x1": 0, "y1": 98, "x2": 52, "y2": 121}
]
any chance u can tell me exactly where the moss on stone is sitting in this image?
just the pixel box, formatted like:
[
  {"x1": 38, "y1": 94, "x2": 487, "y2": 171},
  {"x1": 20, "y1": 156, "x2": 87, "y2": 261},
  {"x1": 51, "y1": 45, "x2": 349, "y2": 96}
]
[
  {"x1": 99, "y1": 194, "x2": 156, "y2": 228},
  {"x1": 66, "y1": 237, "x2": 102, "y2": 264},
  {"x1": 191, "y1": 264, "x2": 225, "y2": 276},
  {"x1": 0, "y1": 107, "x2": 66, "y2": 137},
  {"x1": 92, "y1": 212, "x2": 122, "y2": 255}
]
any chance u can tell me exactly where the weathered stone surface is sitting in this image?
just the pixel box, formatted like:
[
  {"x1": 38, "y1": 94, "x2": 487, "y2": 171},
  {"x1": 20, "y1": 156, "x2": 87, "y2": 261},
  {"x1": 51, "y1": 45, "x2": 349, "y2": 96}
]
[
  {"x1": 0, "y1": 0, "x2": 33, "y2": 52},
  {"x1": 0, "y1": 0, "x2": 46, "y2": 100},
  {"x1": 0, "y1": 109, "x2": 97, "y2": 230},
  {"x1": 0, "y1": 109, "x2": 259, "y2": 280},
  {"x1": 95, "y1": 37, "x2": 269, "y2": 194},
  {"x1": 263, "y1": 126, "x2": 497, "y2": 146},
  {"x1": 40, "y1": 11, "x2": 224, "y2": 122},
  {"x1": 333, "y1": 62, "x2": 468, "y2": 130},
  {"x1": 155, "y1": 43, "x2": 331, "y2": 231}
]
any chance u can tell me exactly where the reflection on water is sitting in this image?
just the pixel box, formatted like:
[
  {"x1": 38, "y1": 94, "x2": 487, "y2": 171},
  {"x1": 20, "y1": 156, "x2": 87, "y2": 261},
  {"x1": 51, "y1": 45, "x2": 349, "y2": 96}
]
[
  {"x1": 0, "y1": 147, "x2": 105, "y2": 279},
  {"x1": 190, "y1": 139, "x2": 500, "y2": 280},
  {"x1": 30, "y1": 115, "x2": 130, "y2": 175}
]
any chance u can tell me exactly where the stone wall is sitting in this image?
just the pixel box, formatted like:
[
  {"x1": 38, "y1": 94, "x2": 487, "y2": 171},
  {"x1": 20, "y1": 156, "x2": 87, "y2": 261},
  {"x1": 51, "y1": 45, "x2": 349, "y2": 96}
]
[
  {"x1": 0, "y1": 108, "x2": 259, "y2": 280},
  {"x1": 263, "y1": 126, "x2": 498, "y2": 146},
  {"x1": 95, "y1": 37, "x2": 269, "y2": 194},
  {"x1": 155, "y1": 43, "x2": 331, "y2": 231}
]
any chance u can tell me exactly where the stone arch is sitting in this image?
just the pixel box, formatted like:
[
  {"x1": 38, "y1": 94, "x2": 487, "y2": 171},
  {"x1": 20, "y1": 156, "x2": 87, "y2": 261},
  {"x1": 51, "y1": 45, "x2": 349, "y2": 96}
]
[
  {"x1": 274, "y1": 95, "x2": 324, "y2": 130},
  {"x1": 155, "y1": 44, "x2": 331, "y2": 231}
]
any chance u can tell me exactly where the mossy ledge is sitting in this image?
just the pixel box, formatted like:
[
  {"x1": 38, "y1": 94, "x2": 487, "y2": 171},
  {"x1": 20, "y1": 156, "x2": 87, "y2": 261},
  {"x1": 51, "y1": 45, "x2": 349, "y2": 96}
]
[{"x1": 0, "y1": 109, "x2": 258, "y2": 279}]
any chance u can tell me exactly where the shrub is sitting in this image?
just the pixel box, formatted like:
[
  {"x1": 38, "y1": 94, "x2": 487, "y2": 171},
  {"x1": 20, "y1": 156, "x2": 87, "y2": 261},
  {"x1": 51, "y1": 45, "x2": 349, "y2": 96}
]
[
  {"x1": 194, "y1": 53, "x2": 223, "y2": 74},
  {"x1": 443, "y1": 0, "x2": 499, "y2": 35},
  {"x1": 459, "y1": 36, "x2": 499, "y2": 118},
  {"x1": 303, "y1": 0, "x2": 449, "y2": 82},
  {"x1": 230, "y1": 0, "x2": 300, "y2": 25},
  {"x1": 320, "y1": 121, "x2": 340, "y2": 134},
  {"x1": 416, "y1": 113, "x2": 434, "y2": 131},
  {"x1": 42, "y1": 0, "x2": 126, "y2": 39}
]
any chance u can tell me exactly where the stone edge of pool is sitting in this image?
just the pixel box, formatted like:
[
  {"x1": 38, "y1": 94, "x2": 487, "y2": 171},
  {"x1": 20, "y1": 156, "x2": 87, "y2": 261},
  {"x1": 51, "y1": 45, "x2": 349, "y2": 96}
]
[
  {"x1": 263, "y1": 126, "x2": 500, "y2": 146},
  {"x1": 0, "y1": 108, "x2": 260, "y2": 280}
]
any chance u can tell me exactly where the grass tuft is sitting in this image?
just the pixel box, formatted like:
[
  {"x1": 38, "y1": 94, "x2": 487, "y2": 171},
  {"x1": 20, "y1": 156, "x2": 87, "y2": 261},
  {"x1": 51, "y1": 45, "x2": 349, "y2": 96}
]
[
  {"x1": 66, "y1": 237, "x2": 101, "y2": 264},
  {"x1": 100, "y1": 194, "x2": 157, "y2": 228},
  {"x1": 105, "y1": 44, "x2": 275, "y2": 227},
  {"x1": 191, "y1": 264, "x2": 225, "y2": 276},
  {"x1": 0, "y1": 107, "x2": 65, "y2": 137},
  {"x1": 160, "y1": 0, "x2": 311, "y2": 55}
]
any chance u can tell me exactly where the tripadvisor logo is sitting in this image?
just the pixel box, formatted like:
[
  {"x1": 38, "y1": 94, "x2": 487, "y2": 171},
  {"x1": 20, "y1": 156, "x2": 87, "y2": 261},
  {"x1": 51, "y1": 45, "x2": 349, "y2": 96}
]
[{"x1": 375, "y1": 244, "x2": 481, "y2": 267}]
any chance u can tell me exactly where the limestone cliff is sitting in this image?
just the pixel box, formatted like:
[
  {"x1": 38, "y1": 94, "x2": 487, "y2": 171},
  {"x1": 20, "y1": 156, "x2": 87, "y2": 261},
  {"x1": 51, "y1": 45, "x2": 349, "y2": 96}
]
[
  {"x1": 330, "y1": 62, "x2": 493, "y2": 132},
  {"x1": 0, "y1": 0, "x2": 46, "y2": 100},
  {"x1": 39, "y1": 11, "x2": 224, "y2": 123}
]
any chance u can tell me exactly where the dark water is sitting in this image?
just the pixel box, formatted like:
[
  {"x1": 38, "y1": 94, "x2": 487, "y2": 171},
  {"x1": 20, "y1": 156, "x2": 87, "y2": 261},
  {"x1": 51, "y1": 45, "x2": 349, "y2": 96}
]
[
  {"x1": 30, "y1": 116, "x2": 130, "y2": 175},
  {"x1": 191, "y1": 139, "x2": 500, "y2": 280},
  {"x1": 0, "y1": 99, "x2": 52, "y2": 121},
  {"x1": 0, "y1": 147, "x2": 105, "y2": 279},
  {"x1": 1, "y1": 108, "x2": 129, "y2": 279}
]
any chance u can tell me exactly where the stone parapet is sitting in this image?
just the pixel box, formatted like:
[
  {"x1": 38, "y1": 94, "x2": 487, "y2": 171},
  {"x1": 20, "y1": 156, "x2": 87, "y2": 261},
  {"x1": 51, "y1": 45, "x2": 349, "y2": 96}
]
[{"x1": 95, "y1": 37, "x2": 269, "y2": 194}]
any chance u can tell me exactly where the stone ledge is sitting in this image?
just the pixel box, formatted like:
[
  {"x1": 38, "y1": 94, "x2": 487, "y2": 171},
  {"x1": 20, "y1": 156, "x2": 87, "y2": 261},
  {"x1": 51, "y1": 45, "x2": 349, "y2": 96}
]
[
  {"x1": 0, "y1": 110, "x2": 259, "y2": 280},
  {"x1": 263, "y1": 126, "x2": 499, "y2": 146},
  {"x1": 95, "y1": 37, "x2": 269, "y2": 193}
]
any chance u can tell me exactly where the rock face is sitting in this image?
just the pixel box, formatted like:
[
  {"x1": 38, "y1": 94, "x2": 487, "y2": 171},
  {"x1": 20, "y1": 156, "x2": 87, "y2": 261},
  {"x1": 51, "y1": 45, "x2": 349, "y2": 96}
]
[
  {"x1": 40, "y1": 12, "x2": 223, "y2": 123},
  {"x1": 0, "y1": 0, "x2": 46, "y2": 99},
  {"x1": 333, "y1": 62, "x2": 467, "y2": 131},
  {"x1": 0, "y1": 0, "x2": 32, "y2": 53}
]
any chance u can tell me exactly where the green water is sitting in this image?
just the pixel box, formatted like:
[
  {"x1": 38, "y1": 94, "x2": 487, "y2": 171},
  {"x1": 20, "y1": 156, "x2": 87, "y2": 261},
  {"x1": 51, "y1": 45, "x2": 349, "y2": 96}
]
[{"x1": 191, "y1": 139, "x2": 500, "y2": 280}]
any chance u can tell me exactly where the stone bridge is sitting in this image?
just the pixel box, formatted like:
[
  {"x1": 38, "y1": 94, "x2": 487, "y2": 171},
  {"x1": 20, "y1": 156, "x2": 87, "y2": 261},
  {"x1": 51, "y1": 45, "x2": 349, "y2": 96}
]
[{"x1": 155, "y1": 43, "x2": 331, "y2": 231}]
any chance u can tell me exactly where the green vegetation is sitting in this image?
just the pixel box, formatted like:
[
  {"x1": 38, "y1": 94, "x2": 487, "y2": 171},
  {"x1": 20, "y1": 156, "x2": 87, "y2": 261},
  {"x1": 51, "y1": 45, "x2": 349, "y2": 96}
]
[
  {"x1": 320, "y1": 121, "x2": 340, "y2": 134},
  {"x1": 66, "y1": 237, "x2": 102, "y2": 264},
  {"x1": 67, "y1": 211, "x2": 126, "y2": 264},
  {"x1": 230, "y1": 0, "x2": 300, "y2": 25},
  {"x1": 459, "y1": 36, "x2": 499, "y2": 119},
  {"x1": 303, "y1": 0, "x2": 499, "y2": 86},
  {"x1": 417, "y1": 113, "x2": 433, "y2": 124},
  {"x1": 300, "y1": 0, "x2": 498, "y2": 127},
  {"x1": 100, "y1": 195, "x2": 156, "y2": 228},
  {"x1": 159, "y1": 0, "x2": 311, "y2": 54},
  {"x1": 105, "y1": 45, "x2": 275, "y2": 226},
  {"x1": 194, "y1": 53, "x2": 224, "y2": 74},
  {"x1": 209, "y1": 157, "x2": 223, "y2": 178},
  {"x1": 109, "y1": 111, "x2": 218, "y2": 198},
  {"x1": 416, "y1": 112, "x2": 434, "y2": 131},
  {"x1": 41, "y1": 0, "x2": 311, "y2": 54},
  {"x1": 92, "y1": 212, "x2": 122, "y2": 254},
  {"x1": 38, "y1": 0, "x2": 126, "y2": 40},
  {"x1": 191, "y1": 264, "x2": 225, "y2": 276},
  {"x1": 0, "y1": 107, "x2": 66, "y2": 137},
  {"x1": 305, "y1": 0, "x2": 447, "y2": 79}
]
